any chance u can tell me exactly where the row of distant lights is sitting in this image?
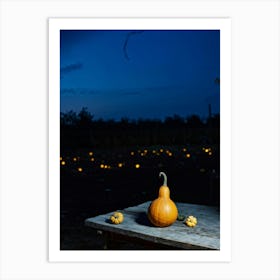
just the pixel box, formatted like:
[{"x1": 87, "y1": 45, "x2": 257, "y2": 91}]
[
  {"x1": 60, "y1": 160, "x2": 139, "y2": 172},
  {"x1": 60, "y1": 156, "x2": 139, "y2": 171},
  {"x1": 130, "y1": 148, "x2": 192, "y2": 158},
  {"x1": 61, "y1": 160, "x2": 139, "y2": 169},
  {"x1": 60, "y1": 147, "x2": 212, "y2": 172}
]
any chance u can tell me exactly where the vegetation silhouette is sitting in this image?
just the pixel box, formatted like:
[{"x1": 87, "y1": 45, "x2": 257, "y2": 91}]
[{"x1": 60, "y1": 107, "x2": 220, "y2": 152}]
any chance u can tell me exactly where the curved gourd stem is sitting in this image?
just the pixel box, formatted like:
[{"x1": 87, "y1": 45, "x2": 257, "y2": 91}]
[{"x1": 159, "y1": 172, "x2": 167, "y2": 186}]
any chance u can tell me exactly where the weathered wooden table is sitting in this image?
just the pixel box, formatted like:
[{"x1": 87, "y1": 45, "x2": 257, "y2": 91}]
[{"x1": 85, "y1": 201, "x2": 220, "y2": 250}]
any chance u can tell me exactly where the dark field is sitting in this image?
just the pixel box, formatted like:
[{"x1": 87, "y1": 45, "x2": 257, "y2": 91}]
[{"x1": 60, "y1": 145, "x2": 220, "y2": 250}]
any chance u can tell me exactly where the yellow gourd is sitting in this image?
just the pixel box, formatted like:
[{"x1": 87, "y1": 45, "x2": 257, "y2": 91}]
[
  {"x1": 110, "y1": 212, "x2": 124, "y2": 224},
  {"x1": 147, "y1": 172, "x2": 178, "y2": 227},
  {"x1": 185, "y1": 215, "x2": 197, "y2": 227}
]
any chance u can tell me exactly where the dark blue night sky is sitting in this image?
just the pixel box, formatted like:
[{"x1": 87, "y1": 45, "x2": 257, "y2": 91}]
[{"x1": 60, "y1": 30, "x2": 220, "y2": 121}]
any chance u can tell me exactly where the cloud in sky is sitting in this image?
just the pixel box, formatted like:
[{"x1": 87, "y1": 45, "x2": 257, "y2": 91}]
[
  {"x1": 123, "y1": 31, "x2": 144, "y2": 61},
  {"x1": 61, "y1": 88, "x2": 97, "y2": 96},
  {"x1": 60, "y1": 85, "x2": 184, "y2": 97},
  {"x1": 60, "y1": 62, "x2": 83, "y2": 78}
]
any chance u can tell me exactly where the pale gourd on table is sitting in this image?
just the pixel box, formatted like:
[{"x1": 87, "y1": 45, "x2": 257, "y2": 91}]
[
  {"x1": 185, "y1": 215, "x2": 197, "y2": 227},
  {"x1": 110, "y1": 212, "x2": 124, "y2": 224}
]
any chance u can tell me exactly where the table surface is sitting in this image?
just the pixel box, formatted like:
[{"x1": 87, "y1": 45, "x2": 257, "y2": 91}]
[{"x1": 85, "y1": 201, "x2": 220, "y2": 250}]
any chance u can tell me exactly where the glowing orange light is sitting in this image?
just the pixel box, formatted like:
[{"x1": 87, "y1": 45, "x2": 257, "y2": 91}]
[
  {"x1": 118, "y1": 163, "x2": 123, "y2": 168},
  {"x1": 208, "y1": 152, "x2": 212, "y2": 156},
  {"x1": 152, "y1": 150, "x2": 156, "y2": 154},
  {"x1": 60, "y1": 157, "x2": 62, "y2": 161},
  {"x1": 89, "y1": 152, "x2": 93, "y2": 156},
  {"x1": 130, "y1": 152, "x2": 135, "y2": 156},
  {"x1": 135, "y1": 164, "x2": 140, "y2": 169},
  {"x1": 100, "y1": 164, "x2": 105, "y2": 168},
  {"x1": 73, "y1": 157, "x2": 77, "y2": 162},
  {"x1": 61, "y1": 161, "x2": 66, "y2": 165},
  {"x1": 186, "y1": 154, "x2": 191, "y2": 158},
  {"x1": 183, "y1": 148, "x2": 187, "y2": 152},
  {"x1": 78, "y1": 167, "x2": 83, "y2": 172},
  {"x1": 90, "y1": 158, "x2": 95, "y2": 162}
]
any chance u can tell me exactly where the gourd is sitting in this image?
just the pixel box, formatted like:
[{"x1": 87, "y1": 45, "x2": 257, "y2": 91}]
[
  {"x1": 110, "y1": 212, "x2": 124, "y2": 224},
  {"x1": 147, "y1": 172, "x2": 178, "y2": 227},
  {"x1": 185, "y1": 215, "x2": 197, "y2": 227}
]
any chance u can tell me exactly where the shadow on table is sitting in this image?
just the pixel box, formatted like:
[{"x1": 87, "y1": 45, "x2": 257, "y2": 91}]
[
  {"x1": 135, "y1": 211, "x2": 153, "y2": 227},
  {"x1": 104, "y1": 211, "x2": 153, "y2": 227}
]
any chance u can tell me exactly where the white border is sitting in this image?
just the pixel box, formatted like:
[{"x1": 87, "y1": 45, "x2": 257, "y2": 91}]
[
  {"x1": 1, "y1": 0, "x2": 279, "y2": 279},
  {"x1": 49, "y1": 18, "x2": 231, "y2": 262}
]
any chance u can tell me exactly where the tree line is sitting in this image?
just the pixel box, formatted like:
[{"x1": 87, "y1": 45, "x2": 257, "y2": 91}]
[{"x1": 60, "y1": 107, "x2": 220, "y2": 151}]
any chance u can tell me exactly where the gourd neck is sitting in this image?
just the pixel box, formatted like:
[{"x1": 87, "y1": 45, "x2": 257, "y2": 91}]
[
  {"x1": 159, "y1": 186, "x2": 170, "y2": 198},
  {"x1": 159, "y1": 172, "x2": 170, "y2": 198}
]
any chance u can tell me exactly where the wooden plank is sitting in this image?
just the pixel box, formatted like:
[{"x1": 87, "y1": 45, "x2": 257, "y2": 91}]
[{"x1": 85, "y1": 201, "x2": 220, "y2": 250}]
